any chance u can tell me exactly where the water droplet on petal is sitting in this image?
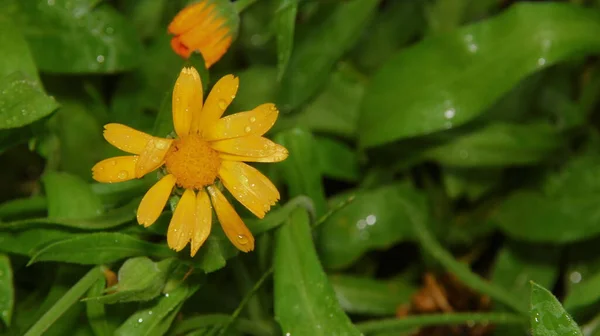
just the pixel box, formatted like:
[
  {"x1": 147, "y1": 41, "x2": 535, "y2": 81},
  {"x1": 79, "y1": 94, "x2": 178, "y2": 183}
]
[
  {"x1": 237, "y1": 234, "x2": 249, "y2": 245},
  {"x1": 110, "y1": 160, "x2": 117, "y2": 166},
  {"x1": 249, "y1": 116, "x2": 256, "y2": 123},
  {"x1": 155, "y1": 141, "x2": 167, "y2": 149},
  {"x1": 117, "y1": 170, "x2": 129, "y2": 179},
  {"x1": 218, "y1": 99, "x2": 227, "y2": 109},
  {"x1": 244, "y1": 126, "x2": 251, "y2": 133}
]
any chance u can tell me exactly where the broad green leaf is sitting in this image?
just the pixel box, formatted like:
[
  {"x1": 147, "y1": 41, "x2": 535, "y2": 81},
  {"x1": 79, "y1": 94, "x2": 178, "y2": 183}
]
[
  {"x1": 564, "y1": 271, "x2": 600, "y2": 318},
  {"x1": 360, "y1": 2, "x2": 600, "y2": 147},
  {"x1": 274, "y1": 129, "x2": 327, "y2": 217},
  {"x1": 274, "y1": 0, "x2": 298, "y2": 80},
  {"x1": 28, "y1": 233, "x2": 176, "y2": 265},
  {"x1": 114, "y1": 283, "x2": 199, "y2": 336},
  {"x1": 23, "y1": 266, "x2": 104, "y2": 336},
  {"x1": 0, "y1": 228, "x2": 77, "y2": 256},
  {"x1": 319, "y1": 184, "x2": 420, "y2": 269},
  {"x1": 0, "y1": 196, "x2": 46, "y2": 220},
  {"x1": 12, "y1": 0, "x2": 143, "y2": 73},
  {"x1": 0, "y1": 254, "x2": 13, "y2": 326},
  {"x1": 85, "y1": 257, "x2": 175, "y2": 304},
  {"x1": 228, "y1": 66, "x2": 277, "y2": 113},
  {"x1": 274, "y1": 208, "x2": 361, "y2": 335},
  {"x1": 315, "y1": 136, "x2": 359, "y2": 182},
  {"x1": 491, "y1": 242, "x2": 560, "y2": 307},
  {"x1": 0, "y1": 198, "x2": 138, "y2": 231},
  {"x1": 442, "y1": 167, "x2": 501, "y2": 201},
  {"x1": 116, "y1": 0, "x2": 167, "y2": 39},
  {"x1": 530, "y1": 282, "x2": 582, "y2": 336},
  {"x1": 494, "y1": 153, "x2": 600, "y2": 243},
  {"x1": 189, "y1": 226, "x2": 239, "y2": 274},
  {"x1": 42, "y1": 171, "x2": 103, "y2": 220},
  {"x1": 0, "y1": 72, "x2": 58, "y2": 130},
  {"x1": 245, "y1": 195, "x2": 315, "y2": 235},
  {"x1": 86, "y1": 276, "x2": 112, "y2": 336},
  {"x1": 330, "y1": 274, "x2": 416, "y2": 316},
  {"x1": 0, "y1": 17, "x2": 38, "y2": 80},
  {"x1": 425, "y1": 122, "x2": 562, "y2": 167},
  {"x1": 276, "y1": 64, "x2": 365, "y2": 137},
  {"x1": 277, "y1": 0, "x2": 379, "y2": 111}
]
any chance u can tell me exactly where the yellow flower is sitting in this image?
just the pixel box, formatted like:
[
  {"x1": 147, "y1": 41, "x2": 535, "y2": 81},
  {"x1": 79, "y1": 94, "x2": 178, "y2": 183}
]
[
  {"x1": 92, "y1": 67, "x2": 288, "y2": 256},
  {"x1": 168, "y1": 0, "x2": 237, "y2": 68}
]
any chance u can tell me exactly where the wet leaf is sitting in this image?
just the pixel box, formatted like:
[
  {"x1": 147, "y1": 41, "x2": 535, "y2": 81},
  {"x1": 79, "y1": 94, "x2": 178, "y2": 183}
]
[
  {"x1": 28, "y1": 233, "x2": 176, "y2": 265},
  {"x1": 530, "y1": 281, "x2": 582, "y2": 336},
  {"x1": 114, "y1": 283, "x2": 199, "y2": 336},
  {"x1": 319, "y1": 184, "x2": 421, "y2": 269},
  {"x1": 85, "y1": 257, "x2": 176, "y2": 304},
  {"x1": 11, "y1": 0, "x2": 143, "y2": 73},
  {"x1": 278, "y1": 0, "x2": 379, "y2": 111},
  {"x1": 360, "y1": 2, "x2": 600, "y2": 147},
  {"x1": 274, "y1": 0, "x2": 298, "y2": 80},
  {"x1": 274, "y1": 208, "x2": 361, "y2": 335}
]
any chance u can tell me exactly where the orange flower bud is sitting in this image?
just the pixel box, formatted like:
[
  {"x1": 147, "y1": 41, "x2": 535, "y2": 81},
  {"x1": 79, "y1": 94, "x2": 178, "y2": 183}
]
[{"x1": 168, "y1": 0, "x2": 238, "y2": 68}]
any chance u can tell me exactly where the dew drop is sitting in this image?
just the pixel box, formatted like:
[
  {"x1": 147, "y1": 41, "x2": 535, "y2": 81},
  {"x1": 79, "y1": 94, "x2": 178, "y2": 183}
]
[
  {"x1": 96, "y1": 55, "x2": 105, "y2": 63},
  {"x1": 117, "y1": 170, "x2": 129, "y2": 179},
  {"x1": 218, "y1": 99, "x2": 227, "y2": 109},
  {"x1": 249, "y1": 116, "x2": 256, "y2": 123},
  {"x1": 138, "y1": 318, "x2": 143, "y2": 323},
  {"x1": 110, "y1": 160, "x2": 117, "y2": 166},
  {"x1": 244, "y1": 126, "x2": 252, "y2": 133},
  {"x1": 155, "y1": 141, "x2": 167, "y2": 150},
  {"x1": 237, "y1": 234, "x2": 249, "y2": 245}
]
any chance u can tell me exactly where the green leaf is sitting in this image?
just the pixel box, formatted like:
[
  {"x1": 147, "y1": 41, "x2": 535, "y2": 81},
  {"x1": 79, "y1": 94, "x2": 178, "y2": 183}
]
[
  {"x1": 245, "y1": 195, "x2": 315, "y2": 235},
  {"x1": 86, "y1": 276, "x2": 112, "y2": 336},
  {"x1": 85, "y1": 257, "x2": 175, "y2": 304},
  {"x1": 114, "y1": 283, "x2": 199, "y2": 336},
  {"x1": 274, "y1": 128, "x2": 327, "y2": 217},
  {"x1": 494, "y1": 153, "x2": 600, "y2": 243},
  {"x1": 0, "y1": 16, "x2": 38, "y2": 80},
  {"x1": 277, "y1": 0, "x2": 379, "y2": 111},
  {"x1": 530, "y1": 281, "x2": 582, "y2": 336},
  {"x1": 360, "y1": 2, "x2": 600, "y2": 147},
  {"x1": 425, "y1": 122, "x2": 562, "y2": 167},
  {"x1": 0, "y1": 196, "x2": 46, "y2": 220},
  {"x1": 23, "y1": 266, "x2": 104, "y2": 336},
  {"x1": 28, "y1": 233, "x2": 176, "y2": 265},
  {"x1": 0, "y1": 254, "x2": 13, "y2": 326},
  {"x1": 1, "y1": 198, "x2": 138, "y2": 231},
  {"x1": 42, "y1": 171, "x2": 103, "y2": 220},
  {"x1": 274, "y1": 208, "x2": 361, "y2": 335},
  {"x1": 491, "y1": 242, "x2": 560, "y2": 308},
  {"x1": 276, "y1": 64, "x2": 365, "y2": 137},
  {"x1": 315, "y1": 136, "x2": 359, "y2": 182},
  {"x1": 0, "y1": 72, "x2": 58, "y2": 129},
  {"x1": 330, "y1": 274, "x2": 416, "y2": 316},
  {"x1": 318, "y1": 184, "x2": 420, "y2": 269},
  {"x1": 274, "y1": 0, "x2": 298, "y2": 80},
  {"x1": 229, "y1": 66, "x2": 277, "y2": 113},
  {"x1": 0, "y1": 228, "x2": 77, "y2": 256},
  {"x1": 12, "y1": 0, "x2": 143, "y2": 73}
]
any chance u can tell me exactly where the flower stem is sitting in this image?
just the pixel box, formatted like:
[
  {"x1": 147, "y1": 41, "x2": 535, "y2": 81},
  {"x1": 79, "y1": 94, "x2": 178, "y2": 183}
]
[{"x1": 234, "y1": 0, "x2": 259, "y2": 13}]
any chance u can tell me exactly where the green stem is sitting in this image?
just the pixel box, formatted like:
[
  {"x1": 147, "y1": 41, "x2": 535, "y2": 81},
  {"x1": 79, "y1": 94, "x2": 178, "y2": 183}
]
[
  {"x1": 401, "y1": 199, "x2": 529, "y2": 315},
  {"x1": 234, "y1": 0, "x2": 259, "y2": 13},
  {"x1": 231, "y1": 259, "x2": 267, "y2": 322},
  {"x1": 356, "y1": 312, "x2": 526, "y2": 334},
  {"x1": 24, "y1": 266, "x2": 104, "y2": 336}
]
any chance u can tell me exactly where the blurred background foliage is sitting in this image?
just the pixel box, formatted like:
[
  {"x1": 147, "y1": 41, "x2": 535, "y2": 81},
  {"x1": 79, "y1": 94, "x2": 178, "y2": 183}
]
[{"x1": 0, "y1": 0, "x2": 600, "y2": 335}]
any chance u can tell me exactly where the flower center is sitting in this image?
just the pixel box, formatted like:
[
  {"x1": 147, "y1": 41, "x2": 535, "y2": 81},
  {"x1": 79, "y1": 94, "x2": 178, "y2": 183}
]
[{"x1": 164, "y1": 135, "x2": 221, "y2": 190}]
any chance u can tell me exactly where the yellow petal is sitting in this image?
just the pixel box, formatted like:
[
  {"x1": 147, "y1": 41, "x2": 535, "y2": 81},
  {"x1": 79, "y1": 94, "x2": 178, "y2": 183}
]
[
  {"x1": 135, "y1": 137, "x2": 173, "y2": 178},
  {"x1": 202, "y1": 34, "x2": 232, "y2": 68},
  {"x1": 173, "y1": 67, "x2": 203, "y2": 137},
  {"x1": 211, "y1": 135, "x2": 288, "y2": 159},
  {"x1": 103, "y1": 124, "x2": 152, "y2": 154},
  {"x1": 219, "y1": 152, "x2": 288, "y2": 163},
  {"x1": 195, "y1": 75, "x2": 238, "y2": 134},
  {"x1": 204, "y1": 103, "x2": 279, "y2": 141},
  {"x1": 167, "y1": 189, "x2": 196, "y2": 252},
  {"x1": 92, "y1": 156, "x2": 138, "y2": 183},
  {"x1": 207, "y1": 185, "x2": 254, "y2": 252},
  {"x1": 168, "y1": 1, "x2": 213, "y2": 35},
  {"x1": 136, "y1": 174, "x2": 176, "y2": 227},
  {"x1": 218, "y1": 161, "x2": 280, "y2": 219},
  {"x1": 190, "y1": 189, "x2": 212, "y2": 256}
]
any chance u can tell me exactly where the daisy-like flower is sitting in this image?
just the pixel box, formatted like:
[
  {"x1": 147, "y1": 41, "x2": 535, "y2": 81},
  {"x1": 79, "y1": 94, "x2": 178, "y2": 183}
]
[
  {"x1": 168, "y1": 0, "x2": 238, "y2": 68},
  {"x1": 92, "y1": 67, "x2": 288, "y2": 256}
]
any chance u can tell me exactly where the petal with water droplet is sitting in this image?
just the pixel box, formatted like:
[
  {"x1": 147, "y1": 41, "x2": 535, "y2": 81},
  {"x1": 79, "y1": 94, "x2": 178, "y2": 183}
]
[
  {"x1": 167, "y1": 189, "x2": 196, "y2": 251},
  {"x1": 135, "y1": 138, "x2": 173, "y2": 178},
  {"x1": 137, "y1": 174, "x2": 176, "y2": 227},
  {"x1": 173, "y1": 67, "x2": 203, "y2": 137},
  {"x1": 103, "y1": 123, "x2": 152, "y2": 154},
  {"x1": 207, "y1": 185, "x2": 254, "y2": 252},
  {"x1": 92, "y1": 156, "x2": 138, "y2": 183},
  {"x1": 211, "y1": 135, "x2": 288, "y2": 160},
  {"x1": 190, "y1": 189, "x2": 212, "y2": 256},
  {"x1": 195, "y1": 75, "x2": 238, "y2": 134},
  {"x1": 203, "y1": 103, "x2": 279, "y2": 140}
]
